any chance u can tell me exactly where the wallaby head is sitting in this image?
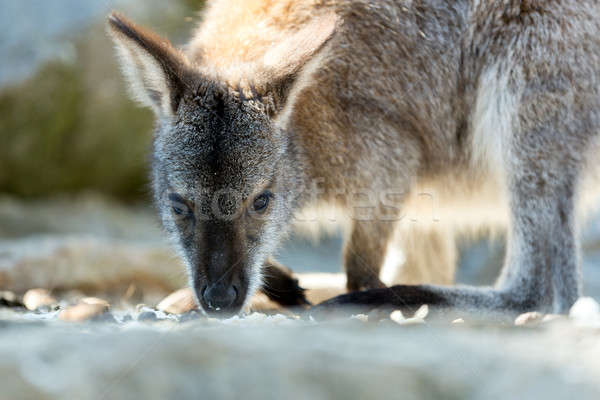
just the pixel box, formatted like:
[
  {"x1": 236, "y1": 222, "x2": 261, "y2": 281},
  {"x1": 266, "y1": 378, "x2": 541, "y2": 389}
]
[{"x1": 107, "y1": 12, "x2": 337, "y2": 315}]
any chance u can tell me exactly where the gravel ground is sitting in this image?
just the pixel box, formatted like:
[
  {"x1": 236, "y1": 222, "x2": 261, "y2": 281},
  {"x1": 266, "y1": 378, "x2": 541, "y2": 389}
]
[{"x1": 1, "y1": 305, "x2": 600, "y2": 400}]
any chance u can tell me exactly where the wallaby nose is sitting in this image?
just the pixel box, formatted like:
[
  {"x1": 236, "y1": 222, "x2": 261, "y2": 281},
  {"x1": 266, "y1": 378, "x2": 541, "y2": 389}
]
[{"x1": 203, "y1": 282, "x2": 238, "y2": 311}]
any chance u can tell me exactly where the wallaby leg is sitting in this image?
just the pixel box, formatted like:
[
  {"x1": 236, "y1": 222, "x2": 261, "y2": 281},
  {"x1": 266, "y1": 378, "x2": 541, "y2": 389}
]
[
  {"x1": 344, "y1": 219, "x2": 397, "y2": 292},
  {"x1": 260, "y1": 258, "x2": 310, "y2": 306},
  {"x1": 393, "y1": 227, "x2": 457, "y2": 285},
  {"x1": 314, "y1": 172, "x2": 581, "y2": 317},
  {"x1": 315, "y1": 101, "x2": 588, "y2": 317},
  {"x1": 496, "y1": 132, "x2": 583, "y2": 313}
]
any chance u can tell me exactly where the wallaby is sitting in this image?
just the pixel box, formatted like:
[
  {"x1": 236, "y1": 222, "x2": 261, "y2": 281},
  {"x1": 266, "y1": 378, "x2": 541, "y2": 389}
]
[{"x1": 108, "y1": 0, "x2": 600, "y2": 317}]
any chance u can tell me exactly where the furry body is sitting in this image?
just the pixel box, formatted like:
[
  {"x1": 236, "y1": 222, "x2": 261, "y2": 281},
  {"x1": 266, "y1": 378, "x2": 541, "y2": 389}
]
[{"x1": 109, "y1": 0, "x2": 600, "y2": 316}]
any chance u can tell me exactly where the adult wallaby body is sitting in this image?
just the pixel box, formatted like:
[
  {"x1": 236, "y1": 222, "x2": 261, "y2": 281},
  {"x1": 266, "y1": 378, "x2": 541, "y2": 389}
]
[{"x1": 108, "y1": 0, "x2": 600, "y2": 317}]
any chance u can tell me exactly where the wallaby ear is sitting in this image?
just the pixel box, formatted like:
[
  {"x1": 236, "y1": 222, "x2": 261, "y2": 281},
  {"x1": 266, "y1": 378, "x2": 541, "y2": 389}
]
[
  {"x1": 107, "y1": 12, "x2": 190, "y2": 117},
  {"x1": 260, "y1": 12, "x2": 340, "y2": 116}
]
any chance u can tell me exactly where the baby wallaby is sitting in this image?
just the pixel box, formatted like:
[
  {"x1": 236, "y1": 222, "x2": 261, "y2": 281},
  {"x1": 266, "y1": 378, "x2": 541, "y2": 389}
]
[{"x1": 108, "y1": 0, "x2": 600, "y2": 317}]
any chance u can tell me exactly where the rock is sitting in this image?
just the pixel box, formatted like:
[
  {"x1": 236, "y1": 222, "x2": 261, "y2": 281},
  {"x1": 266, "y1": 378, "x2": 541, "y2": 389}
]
[
  {"x1": 390, "y1": 309, "x2": 425, "y2": 326},
  {"x1": 350, "y1": 314, "x2": 369, "y2": 323},
  {"x1": 156, "y1": 288, "x2": 196, "y2": 314},
  {"x1": 569, "y1": 297, "x2": 600, "y2": 327},
  {"x1": 242, "y1": 313, "x2": 268, "y2": 322},
  {"x1": 245, "y1": 291, "x2": 284, "y2": 314},
  {"x1": 23, "y1": 288, "x2": 56, "y2": 311},
  {"x1": 570, "y1": 297, "x2": 600, "y2": 318},
  {"x1": 398, "y1": 318, "x2": 426, "y2": 326},
  {"x1": 92, "y1": 312, "x2": 118, "y2": 324},
  {"x1": 390, "y1": 310, "x2": 405, "y2": 324},
  {"x1": 81, "y1": 297, "x2": 110, "y2": 309},
  {"x1": 136, "y1": 305, "x2": 170, "y2": 321},
  {"x1": 178, "y1": 310, "x2": 201, "y2": 323},
  {"x1": 515, "y1": 312, "x2": 543, "y2": 326},
  {"x1": 541, "y1": 314, "x2": 564, "y2": 323},
  {"x1": 120, "y1": 314, "x2": 133, "y2": 323},
  {"x1": 135, "y1": 303, "x2": 148, "y2": 312},
  {"x1": 413, "y1": 304, "x2": 429, "y2": 320},
  {"x1": 138, "y1": 311, "x2": 159, "y2": 322},
  {"x1": 35, "y1": 305, "x2": 58, "y2": 314},
  {"x1": 59, "y1": 302, "x2": 108, "y2": 322}
]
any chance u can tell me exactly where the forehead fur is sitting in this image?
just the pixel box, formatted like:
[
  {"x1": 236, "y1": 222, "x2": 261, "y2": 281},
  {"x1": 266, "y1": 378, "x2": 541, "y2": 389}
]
[{"x1": 154, "y1": 84, "x2": 283, "y2": 197}]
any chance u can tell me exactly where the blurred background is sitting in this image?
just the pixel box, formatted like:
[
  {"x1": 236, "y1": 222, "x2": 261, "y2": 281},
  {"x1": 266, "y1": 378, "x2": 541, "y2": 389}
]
[{"x1": 1, "y1": 0, "x2": 599, "y2": 305}]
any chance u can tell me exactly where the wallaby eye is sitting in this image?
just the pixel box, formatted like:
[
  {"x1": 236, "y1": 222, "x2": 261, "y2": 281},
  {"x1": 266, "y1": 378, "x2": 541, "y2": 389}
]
[
  {"x1": 172, "y1": 204, "x2": 186, "y2": 215},
  {"x1": 252, "y1": 191, "x2": 272, "y2": 213},
  {"x1": 168, "y1": 193, "x2": 191, "y2": 217}
]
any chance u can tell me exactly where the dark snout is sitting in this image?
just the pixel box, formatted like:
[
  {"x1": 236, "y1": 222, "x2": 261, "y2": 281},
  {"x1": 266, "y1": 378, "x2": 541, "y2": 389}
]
[
  {"x1": 202, "y1": 281, "x2": 238, "y2": 311},
  {"x1": 196, "y1": 279, "x2": 247, "y2": 317},
  {"x1": 194, "y1": 222, "x2": 249, "y2": 316}
]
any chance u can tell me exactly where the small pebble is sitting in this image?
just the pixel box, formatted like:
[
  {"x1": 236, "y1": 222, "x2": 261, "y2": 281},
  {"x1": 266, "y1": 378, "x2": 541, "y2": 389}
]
[
  {"x1": 81, "y1": 297, "x2": 110, "y2": 309},
  {"x1": 92, "y1": 312, "x2": 117, "y2": 324},
  {"x1": 157, "y1": 288, "x2": 196, "y2": 314},
  {"x1": 138, "y1": 311, "x2": 159, "y2": 322},
  {"x1": 59, "y1": 303, "x2": 108, "y2": 322},
  {"x1": 36, "y1": 305, "x2": 57, "y2": 314},
  {"x1": 413, "y1": 305, "x2": 429, "y2": 320},
  {"x1": 515, "y1": 311, "x2": 543, "y2": 326},
  {"x1": 135, "y1": 304, "x2": 148, "y2": 312},
  {"x1": 121, "y1": 314, "x2": 133, "y2": 323},
  {"x1": 396, "y1": 318, "x2": 426, "y2": 326},
  {"x1": 390, "y1": 310, "x2": 405, "y2": 324},
  {"x1": 452, "y1": 318, "x2": 465, "y2": 324},
  {"x1": 23, "y1": 288, "x2": 57, "y2": 311},
  {"x1": 350, "y1": 314, "x2": 369, "y2": 323},
  {"x1": 570, "y1": 297, "x2": 600, "y2": 319},
  {"x1": 390, "y1": 309, "x2": 425, "y2": 326},
  {"x1": 541, "y1": 314, "x2": 563, "y2": 323},
  {"x1": 569, "y1": 297, "x2": 600, "y2": 327},
  {"x1": 178, "y1": 310, "x2": 201, "y2": 323}
]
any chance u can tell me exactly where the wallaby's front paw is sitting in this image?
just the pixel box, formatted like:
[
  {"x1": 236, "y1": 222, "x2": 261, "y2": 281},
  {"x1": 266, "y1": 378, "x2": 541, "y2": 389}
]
[
  {"x1": 261, "y1": 276, "x2": 311, "y2": 308},
  {"x1": 261, "y1": 260, "x2": 312, "y2": 308},
  {"x1": 309, "y1": 285, "x2": 442, "y2": 320}
]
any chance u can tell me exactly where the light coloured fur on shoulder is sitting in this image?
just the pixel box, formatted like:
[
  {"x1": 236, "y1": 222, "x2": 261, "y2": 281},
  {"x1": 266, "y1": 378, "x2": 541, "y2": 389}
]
[
  {"x1": 187, "y1": 0, "x2": 336, "y2": 89},
  {"x1": 188, "y1": 0, "x2": 330, "y2": 65}
]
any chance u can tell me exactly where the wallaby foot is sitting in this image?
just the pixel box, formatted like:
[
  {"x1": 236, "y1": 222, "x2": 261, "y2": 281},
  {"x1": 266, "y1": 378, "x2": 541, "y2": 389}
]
[
  {"x1": 310, "y1": 285, "x2": 536, "y2": 321},
  {"x1": 260, "y1": 259, "x2": 310, "y2": 307}
]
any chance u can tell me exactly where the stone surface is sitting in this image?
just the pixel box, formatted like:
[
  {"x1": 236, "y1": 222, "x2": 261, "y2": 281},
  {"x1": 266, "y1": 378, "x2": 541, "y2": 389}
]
[
  {"x1": 58, "y1": 302, "x2": 108, "y2": 322},
  {"x1": 157, "y1": 288, "x2": 196, "y2": 315},
  {"x1": 80, "y1": 297, "x2": 110, "y2": 309},
  {"x1": 413, "y1": 304, "x2": 429, "y2": 319},
  {"x1": 515, "y1": 311, "x2": 544, "y2": 326},
  {"x1": 570, "y1": 297, "x2": 600, "y2": 327},
  {"x1": 23, "y1": 288, "x2": 56, "y2": 311}
]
